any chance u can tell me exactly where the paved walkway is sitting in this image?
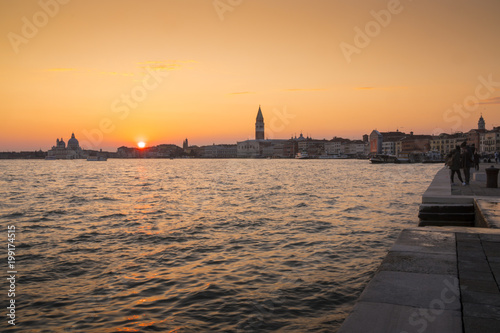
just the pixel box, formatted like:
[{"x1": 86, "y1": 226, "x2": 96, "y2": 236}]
[
  {"x1": 457, "y1": 229, "x2": 500, "y2": 332},
  {"x1": 339, "y1": 227, "x2": 500, "y2": 333},
  {"x1": 451, "y1": 164, "x2": 500, "y2": 196},
  {"x1": 339, "y1": 165, "x2": 500, "y2": 333}
]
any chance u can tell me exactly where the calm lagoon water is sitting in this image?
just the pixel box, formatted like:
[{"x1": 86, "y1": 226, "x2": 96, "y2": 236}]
[{"x1": 0, "y1": 159, "x2": 442, "y2": 332}]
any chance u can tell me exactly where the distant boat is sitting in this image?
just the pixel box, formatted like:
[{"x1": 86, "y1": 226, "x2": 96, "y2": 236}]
[
  {"x1": 370, "y1": 155, "x2": 400, "y2": 164},
  {"x1": 295, "y1": 152, "x2": 310, "y2": 159},
  {"x1": 45, "y1": 156, "x2": 56, "y2": 160},
  {"x1": 87, "y1": 156, "x2": 107, "y2": 161},
  {"x1": 422, "y1": 151, "x2": 444, "y2": 163}
]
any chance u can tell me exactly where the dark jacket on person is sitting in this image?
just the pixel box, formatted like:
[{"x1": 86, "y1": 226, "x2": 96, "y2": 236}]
[
  {"x1": 461, "y1": 147, "x2": 473, "y2": 168},
  {"x1": 450, "y1": 150, "x2": 461, "y2": 170}
]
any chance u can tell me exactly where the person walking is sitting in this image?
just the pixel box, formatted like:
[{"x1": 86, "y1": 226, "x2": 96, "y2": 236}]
[
  {"x1": 474, "y1": 151, "x2": 480, "y2": 171},
  {"x1": 461, "y1": 142, "x2": 472, "y2": 185},
  {"x1": 449, "y1": 146, "x2": 463, "y2": 185}
]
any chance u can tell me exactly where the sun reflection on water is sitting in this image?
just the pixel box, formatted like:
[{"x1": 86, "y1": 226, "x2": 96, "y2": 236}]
[{"x1": 0, "y1": 159, "x2": 442, "y2": 332}]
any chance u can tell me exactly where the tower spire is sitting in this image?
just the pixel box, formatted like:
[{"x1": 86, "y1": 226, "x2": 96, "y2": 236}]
[
  {"x1": 478, "y1": 113, "x2": 485, "y2": 130},
  {"x1": 255, "y1": 105, "x2": 264, "y2": 140}
]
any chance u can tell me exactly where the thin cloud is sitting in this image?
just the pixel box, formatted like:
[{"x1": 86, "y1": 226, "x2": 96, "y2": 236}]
[
  {"x1": 45, "y1": 60, "x2": 197, "y2": 76},
  {"x1": 46, "y1": 68, "x2": 134, "y2": 76},
  {"x1": 284, "y1": 88, "x2": 327, "y2": 92},
  {"x1": 138, "y1": 60, "x2": 198, "y2": 71},
  {"x1": 228, "y1": 91, "x2": 255, "y2": 95},
  {"x1": 355, "y1": 86, "x2": 407, "y2": 90},
  {"x1": 46, "y1": 68, "x2": 78, "y2": 72},
  {"x1": 477, "y1": 96, "x2": 500, "y2": 105},
  {"x1": 98, "y1": 71, "x2": 134, "y2": 76}
]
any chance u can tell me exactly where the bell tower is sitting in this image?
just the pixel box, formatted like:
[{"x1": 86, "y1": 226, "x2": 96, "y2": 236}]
[
  {"x1": 255, "y1": 105, "x2": 264, "y2": 140},
  {"x1": 478, "y1": 114, "x2": 485, "y2": 130}
]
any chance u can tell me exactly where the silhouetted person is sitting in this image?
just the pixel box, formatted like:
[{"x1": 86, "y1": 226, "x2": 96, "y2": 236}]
[
  {"x1": 461, "y1": 142, "x2": 472, "y2": 185},
  {"x1": 448, "y1": 146, "x2": 463, "y2": 185},
  {"x1": 496, "y1": 151, "x2": 499, "y2": 164},
  {"x1": 474, "y1": 152, "x2": 480, "y2": 171}
]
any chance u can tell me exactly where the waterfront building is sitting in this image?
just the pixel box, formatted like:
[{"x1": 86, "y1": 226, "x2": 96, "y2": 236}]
[
  {"x1": 482, "y1": 129, "x2": 500, "y2": 154},
  {"x1": 117, "y1": 146, "x2": 138, "y2": 158},
  {"x1": 156, "y1": 144, "x2": 184, "y2": 157},
  {"x1": 236, "y1": 138, "x2": 289, "y2": 158},
  {"x1": 395, "y1": 139, "x2": 403, "y2": 156},
  {"x1": 184, "y1": 145, "x2": 201, "y2": 157},
  {"x1": 429, "y1": 133, "x2": 467, "y2": 156},
  {"x1": 47, "y1": 133, "x2": 84, "y2": 159},
  {"x1": 237, "y1": 140, "x2": 262, "y2": 158},
  {"x1": 263, "y1": 140, "x2": 290, "y2": 158},
  {"x1": 345, "y1": 140, "x2": 369, "y2": 157},
  {"x1": 429, "y1": 116, "x2": 493, "y2": 155},
  {"x1": 314, "y1": 136, "x2": 369, "y2": 158},
  {"x1": 0, "y1": 150, "x2": 46, "y2": 159},
  {"x1": 467, "y1": 130, "x2": 482, "y2": 151},
  {"x1": 282, "y1": 139, "x2": 299, "y2": 158},
  {"x1": 116, "y1": 144, "x2": 183, "y2": 158},
  {"x1": 400, "y1": 133, "x2": 432, "y2": 153},
  {"x1": 297, "y1": 137, "x2": 328, "y2": 157},
  {"x1": 396, "y1": 133, "x2": 433, "y2": 160},
  {"x1": 324, "y1": 137, "x2": 349, "y2": 156},
  {"x1": 369, "y1": 130, "x2": 382, "y2": 154},
  {"x1": 369, "y1": 130, "x2": 406, "y2": 155},
  {"x1": 382, "y1": 141, "x2": 396, "y2": 155},
  {"x1": 202, "y1": 144, "x2": 237, "y2": 158}
]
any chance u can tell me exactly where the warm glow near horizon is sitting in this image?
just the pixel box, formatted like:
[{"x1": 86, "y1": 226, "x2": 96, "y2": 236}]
[{"x1": 1, "y1": 0, "x2": 500, "y2": 151}]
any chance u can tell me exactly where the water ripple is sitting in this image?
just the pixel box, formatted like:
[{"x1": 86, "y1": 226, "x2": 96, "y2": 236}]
[{"x1": 0, "y1": 159, "x2": 441, "y2": 332}]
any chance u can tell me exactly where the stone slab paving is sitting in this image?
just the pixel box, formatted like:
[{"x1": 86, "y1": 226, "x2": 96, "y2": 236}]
[
  {"x1": 451, "y1": 164, "x2": 500, "y2": 197},
  {"x1": 422, "y1": 165, "x2": 500, "y2": 204},
  {"x1": 338, "y1": 228, "x2": 500, "y2": 333},
  {"x1": 476, "y1": 199, "x2": 500, "y2": 228},
  {"x1": 457, "y1": 232, "x2": 500, "y2": 333},
  {"x1": 340, "y1": 167, "x2": 500, "y2": 332}
]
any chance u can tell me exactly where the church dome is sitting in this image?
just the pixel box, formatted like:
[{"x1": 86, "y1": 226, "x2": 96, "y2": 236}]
[{"x1": 67, "y1": 133, "x2": 79, "y2": 149}]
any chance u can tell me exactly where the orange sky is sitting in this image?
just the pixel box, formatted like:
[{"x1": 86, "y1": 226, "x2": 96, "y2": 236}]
[{"x1": 1, "y1": 0, "x2": 500, "y2": 151}]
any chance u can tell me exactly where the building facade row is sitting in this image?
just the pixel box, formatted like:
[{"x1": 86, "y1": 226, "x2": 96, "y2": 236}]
[{"x1": 370, "y1": 116, "x2": 500, "y2": 158}]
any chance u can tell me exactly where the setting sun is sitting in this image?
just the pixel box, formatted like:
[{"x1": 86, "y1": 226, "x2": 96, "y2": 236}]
[{"x1": 137, "y1": 142, "x2": 146, "y2": 149}]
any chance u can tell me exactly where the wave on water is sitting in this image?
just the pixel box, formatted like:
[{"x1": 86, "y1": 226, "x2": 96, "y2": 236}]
[{"x1": 0, "y1": 159, "x2": 442, "y2": 332}]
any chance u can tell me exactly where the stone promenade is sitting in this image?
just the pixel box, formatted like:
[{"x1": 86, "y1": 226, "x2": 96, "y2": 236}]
[
  {"x1": 452, "y1": 163, "x2": 500, "y2": 197},
  {"x1": 338, "y1": 164, "x2": 500, "y2": 333},
  {"x1": 338, "y1": 227, "x2": 500, "y2": 333}
]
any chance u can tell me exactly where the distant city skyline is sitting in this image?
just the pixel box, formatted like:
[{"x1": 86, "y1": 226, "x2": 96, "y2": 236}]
[
  {"x1": 17, "y1": 110, "x2": 494, "y2": 154},
  {"x1": 1, "y1": 1, "x2": 500, "y2": 151},
  {"x1": 1, "y1": 107, "x2": 497, "y2": 153}
]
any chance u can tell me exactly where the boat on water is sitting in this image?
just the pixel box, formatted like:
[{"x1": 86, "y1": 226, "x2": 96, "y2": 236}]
[
  {"x1": 295, "y1": 151, "x2": 310, "y2": 159},
  {"x1": 422, "y1": 150, "x2": 444, "y2": 163},
  {"x1": 370, "y1": 154, "x2": 401, "y2": 164},
  {"x1": 44, "y1": 156, "x2": 57, "y2": 160},
  {"x1": 86, "y1": 156, "x2": 107, "y2": 161}
]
